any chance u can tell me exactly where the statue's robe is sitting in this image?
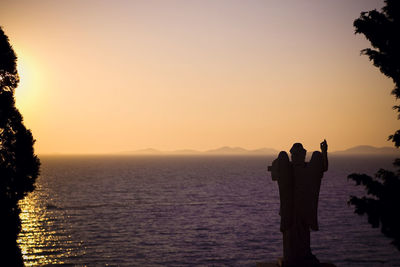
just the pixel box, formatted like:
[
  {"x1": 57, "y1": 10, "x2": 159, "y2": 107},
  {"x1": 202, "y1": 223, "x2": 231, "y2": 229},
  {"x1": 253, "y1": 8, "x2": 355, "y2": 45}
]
[
  {"x1": 271, "y1": 151, "x2": 293, "y2": 232},
  {"x1": 304, "y1": 151, "x2": 325, "y2": 231},
  {"x1": 271, "y1": 151, "x2": 325, "y2": 266}
]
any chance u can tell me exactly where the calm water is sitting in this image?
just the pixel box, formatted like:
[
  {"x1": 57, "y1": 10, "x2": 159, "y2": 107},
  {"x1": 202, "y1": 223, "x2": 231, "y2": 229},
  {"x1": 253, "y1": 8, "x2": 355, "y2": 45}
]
[{"x1": 17, "y1": 155, "x2": 400, "y2": 266}]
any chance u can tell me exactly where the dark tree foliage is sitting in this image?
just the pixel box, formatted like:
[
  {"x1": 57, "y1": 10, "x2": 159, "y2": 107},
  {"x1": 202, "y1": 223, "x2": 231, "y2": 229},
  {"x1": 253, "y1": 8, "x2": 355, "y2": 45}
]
[
  {"x1": 348, "y1": 164, "x2": 400, "y2": 249},
  {"x1": 353, "y1": 0, "x2": 400, "y2": 146},
  {"x1": 348, "y1": 0, "x2": 400, "y2": 251},
  {"x1": 0, "y1": 27, "x2": 40, "y2": 265}
]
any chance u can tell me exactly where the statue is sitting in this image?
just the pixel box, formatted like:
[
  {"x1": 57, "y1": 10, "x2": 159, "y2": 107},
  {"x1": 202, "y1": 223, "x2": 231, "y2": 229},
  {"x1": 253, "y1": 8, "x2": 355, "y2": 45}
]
[{"x1": 268, "y1": 140, "x2": 328, "y2": 267}]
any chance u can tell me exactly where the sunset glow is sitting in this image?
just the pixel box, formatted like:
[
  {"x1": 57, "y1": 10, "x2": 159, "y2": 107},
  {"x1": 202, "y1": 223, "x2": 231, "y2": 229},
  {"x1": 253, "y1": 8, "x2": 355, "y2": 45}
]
[{"x1": 1, "y1": 0, "x2": 395, "y2": 154}]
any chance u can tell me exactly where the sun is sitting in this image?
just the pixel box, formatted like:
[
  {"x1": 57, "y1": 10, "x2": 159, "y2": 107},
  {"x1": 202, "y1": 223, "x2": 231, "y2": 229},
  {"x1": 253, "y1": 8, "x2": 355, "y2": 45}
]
[{"x1": 14, "y1": 53, "x2": 42, "y2": 113}]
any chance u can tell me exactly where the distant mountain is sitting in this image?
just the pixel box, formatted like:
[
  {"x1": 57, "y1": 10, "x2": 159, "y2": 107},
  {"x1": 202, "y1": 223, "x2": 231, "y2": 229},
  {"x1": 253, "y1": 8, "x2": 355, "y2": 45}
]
[
  {"x1": 171, "y1": 149, "x2": 201, "y2": 155},
  {"x1": 122, "y1": 148, "x2": 162, "y2": 154},
  {"x1": 121, "y1": 146, "x2": 279, "y2": 155},
  {"x1": 206, "y1": 146, "x2": 278, "y2": 155},
  {"x1": 120, "y1": 145, "x2": 398, "y2": 156},
  {"x1": 333, "y1": 145, "x2": 399, "y2": 155},
  {"x1": 251, "y1": 147, "x2": 280, "y2": 154},
  {"x1": 206, "y1": 146, "x2": 249, "y2": 154}
]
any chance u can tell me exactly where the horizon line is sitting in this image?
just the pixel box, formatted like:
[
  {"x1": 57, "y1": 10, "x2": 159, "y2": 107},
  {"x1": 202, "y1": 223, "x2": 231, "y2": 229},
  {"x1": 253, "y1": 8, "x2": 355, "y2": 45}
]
[{"x1": 37, "y1": 144, "x2": 400, "y2": 156}]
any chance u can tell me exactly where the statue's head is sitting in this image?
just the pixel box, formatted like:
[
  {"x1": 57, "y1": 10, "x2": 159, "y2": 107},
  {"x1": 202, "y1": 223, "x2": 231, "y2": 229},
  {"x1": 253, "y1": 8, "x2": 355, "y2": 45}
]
[{"x1": 290, "y1": 143, "x2": 306, "y2": 165}]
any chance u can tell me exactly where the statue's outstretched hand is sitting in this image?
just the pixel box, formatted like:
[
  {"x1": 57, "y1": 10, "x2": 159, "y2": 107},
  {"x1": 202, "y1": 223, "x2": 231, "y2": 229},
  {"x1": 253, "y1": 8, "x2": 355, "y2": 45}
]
[{"x1": 320, "y1": 139, "x2": 328, "y2": 153}]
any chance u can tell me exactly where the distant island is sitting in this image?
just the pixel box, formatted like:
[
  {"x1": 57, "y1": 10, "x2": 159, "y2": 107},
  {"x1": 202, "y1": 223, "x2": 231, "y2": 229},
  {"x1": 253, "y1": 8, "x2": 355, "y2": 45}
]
[
  {"x1": 121, "y1": 146, "x2": 279, "y2": 155},
  {"x1": 332, "y1": 145, "x2": 400, "y2": 155},
  {"x1": 120, "y1": 145, "x2": 399, "y2": 156}
]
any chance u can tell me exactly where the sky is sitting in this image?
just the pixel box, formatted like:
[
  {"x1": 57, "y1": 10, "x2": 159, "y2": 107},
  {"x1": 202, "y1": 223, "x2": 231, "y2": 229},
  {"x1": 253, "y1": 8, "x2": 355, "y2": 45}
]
[{"x1": 0, "y1": 0, "x2": 397, "y2": 154}]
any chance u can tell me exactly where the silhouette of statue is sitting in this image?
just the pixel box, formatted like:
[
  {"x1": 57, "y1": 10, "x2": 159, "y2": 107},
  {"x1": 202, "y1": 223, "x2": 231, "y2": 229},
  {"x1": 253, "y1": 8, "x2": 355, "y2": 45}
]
[{"x1": 268, "y1": 140, "x2": 328, "y2": 267}]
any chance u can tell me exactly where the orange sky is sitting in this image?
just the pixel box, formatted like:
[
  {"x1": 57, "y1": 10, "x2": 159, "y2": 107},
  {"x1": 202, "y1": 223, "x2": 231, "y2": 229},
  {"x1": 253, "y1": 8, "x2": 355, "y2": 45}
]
[{"x1": 1, "y1": 0, "x2": 397, "y2": 154}]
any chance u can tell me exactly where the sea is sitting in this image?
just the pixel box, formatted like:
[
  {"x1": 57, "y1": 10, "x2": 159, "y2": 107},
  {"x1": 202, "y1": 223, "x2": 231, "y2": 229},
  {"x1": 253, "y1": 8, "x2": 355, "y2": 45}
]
[{"x1": 17, "y1": 155, "x2": 400, "y2": 266}]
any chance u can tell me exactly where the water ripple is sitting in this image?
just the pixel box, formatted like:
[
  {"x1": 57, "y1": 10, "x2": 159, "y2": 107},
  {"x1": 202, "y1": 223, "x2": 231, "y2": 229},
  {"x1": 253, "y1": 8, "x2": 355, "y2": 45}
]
[{"x1": 17, "y1": 155, "x2": 400, "y2": 266}]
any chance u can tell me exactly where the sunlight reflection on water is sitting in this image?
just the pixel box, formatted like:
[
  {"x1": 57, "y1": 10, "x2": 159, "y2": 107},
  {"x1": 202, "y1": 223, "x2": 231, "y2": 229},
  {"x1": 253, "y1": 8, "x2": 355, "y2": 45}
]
[
  {"x1": 17, "y1": 180, "x2": 84, "y2": 266},
  {"x1": 18, "y1": 186, "x2": 57, "y2": 265}
]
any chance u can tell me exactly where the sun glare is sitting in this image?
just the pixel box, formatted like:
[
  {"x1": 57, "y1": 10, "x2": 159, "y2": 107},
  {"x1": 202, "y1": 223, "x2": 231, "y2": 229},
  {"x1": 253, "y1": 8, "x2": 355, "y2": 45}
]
[{"x1": 15, "y1": 54, "x2": 42, "y2": 112}]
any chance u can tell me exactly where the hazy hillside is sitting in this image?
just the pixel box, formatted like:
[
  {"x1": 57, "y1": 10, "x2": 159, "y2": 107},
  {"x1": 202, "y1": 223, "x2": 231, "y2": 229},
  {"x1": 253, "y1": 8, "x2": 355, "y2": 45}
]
[
  {"x1": 124, "y1": 146, "x2": 278, "y2": 155},
  {"x1": 333, "y1": 145, "x2": 399, "y2": 155},
  {"x1": 121, "y1": 145, "x2": 398, "y2": 156}
]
